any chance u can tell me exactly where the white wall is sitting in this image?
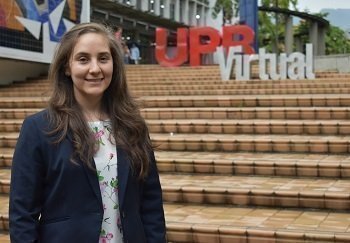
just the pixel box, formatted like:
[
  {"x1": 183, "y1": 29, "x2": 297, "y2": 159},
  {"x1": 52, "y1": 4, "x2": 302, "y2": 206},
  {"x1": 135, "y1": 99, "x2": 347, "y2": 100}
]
[{"x1": 0, "y1": 59, "x2": 49, "y2": 85}]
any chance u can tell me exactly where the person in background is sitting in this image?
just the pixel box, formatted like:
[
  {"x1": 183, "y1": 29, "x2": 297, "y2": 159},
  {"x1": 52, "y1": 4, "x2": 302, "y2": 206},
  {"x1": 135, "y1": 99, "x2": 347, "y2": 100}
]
[
  {"x1": 114, "y1": 26, "x2": 123, "y2": 42},
  {"x1": 121, "y1": 41, "x2": 130, "y2": 64},
  {"x1": 9, "y1": 22, "x2": 166, "y2": 243},
  {"x1": 130, "y1": 43, "x2": 140, "y2": 64}
]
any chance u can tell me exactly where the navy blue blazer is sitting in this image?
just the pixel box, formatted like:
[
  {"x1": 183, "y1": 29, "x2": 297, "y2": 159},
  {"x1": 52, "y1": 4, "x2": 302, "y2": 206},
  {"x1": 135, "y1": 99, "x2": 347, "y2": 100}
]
[{"x1": 9, "y1": 110, "x2": 166, "y2": 243}]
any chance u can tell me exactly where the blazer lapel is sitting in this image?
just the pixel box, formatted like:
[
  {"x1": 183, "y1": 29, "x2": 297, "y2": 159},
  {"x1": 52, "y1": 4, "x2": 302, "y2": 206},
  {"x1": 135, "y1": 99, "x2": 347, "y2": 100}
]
[
  {"x1": 82, "y1": 159, "x2": 103, "y2": 208},
  {"x1": 117, "y1": 147, "x2": 130, "y2": 209},
  {"x1": 67, "y1": 132, "x2": 103, "y2": 208}
]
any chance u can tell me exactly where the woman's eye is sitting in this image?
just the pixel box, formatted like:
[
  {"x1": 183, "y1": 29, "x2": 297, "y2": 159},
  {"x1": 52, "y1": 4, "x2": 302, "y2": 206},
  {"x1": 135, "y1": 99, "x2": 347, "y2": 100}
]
[
  {"x1": 78, "y1": 57, "x2": 88, "y2": 63},
  {"x1": 100, "y1": 56, "x2": 110, "y2": 63}
]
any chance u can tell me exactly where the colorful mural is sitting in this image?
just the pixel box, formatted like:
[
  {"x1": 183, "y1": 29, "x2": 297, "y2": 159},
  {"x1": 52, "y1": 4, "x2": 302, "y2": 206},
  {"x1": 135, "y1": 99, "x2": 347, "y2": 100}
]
[{"x1": 0, "y1": 0, "x2": 89, "y2": 63}]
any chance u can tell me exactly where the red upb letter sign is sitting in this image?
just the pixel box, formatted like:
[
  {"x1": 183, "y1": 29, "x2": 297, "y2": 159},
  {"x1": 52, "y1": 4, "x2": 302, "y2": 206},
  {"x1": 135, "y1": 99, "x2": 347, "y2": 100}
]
[
  {"x1": 155, "y1": 25, "x2": 255, "y2": 67},
  {"x1": 156, "y1": 28, "x2": 188, "y2": 66}
]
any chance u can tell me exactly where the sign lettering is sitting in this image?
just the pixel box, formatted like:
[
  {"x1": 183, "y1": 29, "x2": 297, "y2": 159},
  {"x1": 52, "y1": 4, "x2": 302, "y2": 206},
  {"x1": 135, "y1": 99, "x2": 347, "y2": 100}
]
[{"x1": 155, "y1": 25, "x2": 315, "y2": 81}]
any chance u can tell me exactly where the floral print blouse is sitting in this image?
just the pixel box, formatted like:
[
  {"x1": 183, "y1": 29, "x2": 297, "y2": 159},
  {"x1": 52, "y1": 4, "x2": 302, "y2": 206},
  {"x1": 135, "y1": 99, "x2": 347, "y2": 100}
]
[{"x1": 89, "y1": 121, "x2": 123, "y2": 243}]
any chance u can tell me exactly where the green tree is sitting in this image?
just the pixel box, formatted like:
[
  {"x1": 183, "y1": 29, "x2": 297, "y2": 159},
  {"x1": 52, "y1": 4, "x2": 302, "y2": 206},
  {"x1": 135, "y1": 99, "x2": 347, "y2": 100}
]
[
  {"x1": 295, "y1": 12, "x2": 350, "y2": 54},
  {"x1": 259, "y1": 0, "x2": 298, "y2": 52},
  {"x1": 326, "y1": 26, "x2": 350, "y2": 54},
  {"x1": 212, "y1": 0, "x2": 239, "y2": 25}
]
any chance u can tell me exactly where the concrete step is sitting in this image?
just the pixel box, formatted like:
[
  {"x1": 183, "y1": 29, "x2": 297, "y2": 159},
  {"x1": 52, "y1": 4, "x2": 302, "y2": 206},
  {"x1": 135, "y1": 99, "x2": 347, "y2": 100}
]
[
  {"x1": 151, "y1": 133, "x2": 350, "y2": 154},
  {"x1": 0, "y1": 109, "x2": 41, "y2": 119},
  {"x1": 0, "y1": 233, "x2": 9, "y2": 243},
  {"x1": 1, "y1": 132, "x2": 349, "y2": 153},
  {"x1": 0, "y1": 167, "x2": 348, "y2": 210},
  {"x1": 161, "y1": 174, "x2": 350, "y2": 210},
  {"x1": 316, "y1": 73, "x2": 350, "y2": 78},
  {"x1": 0, "y1": 133, "x2": 18, "y2": 148},
  {"x1": 126, "y1": 76, "x2": 349, "y2": 87},
  {"x1": 0, "y1": 148, "x2": 13, "y2": 167},
  {"x1": 0, "y1": 97, "x2": 47, "y2": 108},
  {"x1": 0, "y1": 107, "x2": 349, "y2": 121},
  {"x1": 3, "y1": 82, "x2": 49, "y2": 89},
  {"x1": 141, "y1": 94, "x2": 350, "y2": 108},
  {"x1": 0, "y1": 91, "x2": 51, "y2": 97},
  {"x1": 2, "y1": 118, "x2": 350, "y2": 135},
  {"x1": 142, "y1": 107, "x2": 350, "y2": 120},
  {"x1": 0, "y1": 196, "x2": 8, "y2": 233},
  {"x1": 2, "y1": 150, "x2": 350, "y2": 179},
  {"x1": 0, "y1": 86, "x2": 49, "y2": 92},
  {"x1": 3, "y1": 94, "x2": 350, "y2": 109},
  {"x1": 4, "y1": 77, "x2": 350, "y2": 88},
  {"x1": 128, "y1": 76, "x2": 350, "y2": 84},
  {"x1": 0, "y1": 170, "x2": 10, "y2": 194},
  {"x1": 2, "y1": 132, "x2": 349, "y2": 153},
  {"x1": 155, "y1": 151, "x2": 350, "y2": 178},
  {"x1": 164, "y1": 203, "x2": 350, "y2": 243},
  {"x1": 147, "y1": 119, "x2": 350, "y2": 135},
  {"x1": 0, "y1": 186, "x2": 349, "y2": 243},
  {"x1": 133, "y1": 87, "x2": 350, "y2": 96},
  {"x1": 0, "y1": 120, "x2": 22, "y2": 132},
  {"x1": 0, "y1": 197, "x2": 349, "y2": 242},
  {"x1": 5, "y1": 87, "x2": 350, "y2": 97},
  {"x1": 129, "y1": 80, "x2": 350, "y2": 90}
]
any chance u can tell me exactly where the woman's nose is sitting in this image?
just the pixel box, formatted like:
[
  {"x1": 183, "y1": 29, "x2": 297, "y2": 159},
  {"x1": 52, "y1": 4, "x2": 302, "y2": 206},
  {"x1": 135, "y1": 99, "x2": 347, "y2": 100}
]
[{"x1": 89, "y1": 60, "x2": 101, "y2": 74}]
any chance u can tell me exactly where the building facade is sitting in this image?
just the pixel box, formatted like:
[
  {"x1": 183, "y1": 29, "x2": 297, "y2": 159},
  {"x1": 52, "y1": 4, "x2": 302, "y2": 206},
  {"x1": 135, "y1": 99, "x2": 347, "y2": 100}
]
[
  {"x1": 91, "y1": 0, "x2": 213, "y2": 63},
  {"x1": 0, "y1": 0, "x2": 219, "y2": 65}
]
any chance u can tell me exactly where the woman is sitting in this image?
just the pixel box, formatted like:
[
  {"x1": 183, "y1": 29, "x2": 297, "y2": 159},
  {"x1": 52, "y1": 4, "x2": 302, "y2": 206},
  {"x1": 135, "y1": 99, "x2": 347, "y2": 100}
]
[{"x1": 9, "y1": 22, "x2": 166, "y2": 243}]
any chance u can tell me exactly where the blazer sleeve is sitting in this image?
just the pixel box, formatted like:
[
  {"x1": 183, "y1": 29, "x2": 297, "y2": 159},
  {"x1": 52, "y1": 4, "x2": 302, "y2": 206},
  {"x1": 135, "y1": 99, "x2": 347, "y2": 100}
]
[
  {"x1": 9, "y1": 116, "x2": 46, "y2": 243},
  {"x1": 140, "y1": 150, "x2": 167, "y2": 243}
]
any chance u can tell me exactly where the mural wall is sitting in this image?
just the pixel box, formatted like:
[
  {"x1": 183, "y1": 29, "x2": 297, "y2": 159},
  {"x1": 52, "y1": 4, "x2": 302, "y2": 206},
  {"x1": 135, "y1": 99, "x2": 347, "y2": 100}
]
[{"x1": 0, "y1": 0, "x2": 89, "y2": 63}]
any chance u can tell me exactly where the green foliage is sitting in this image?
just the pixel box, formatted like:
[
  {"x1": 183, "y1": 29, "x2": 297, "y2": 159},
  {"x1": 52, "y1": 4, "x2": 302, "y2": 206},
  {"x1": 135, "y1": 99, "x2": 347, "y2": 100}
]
[
  {"x1": 260, "y1": 0, "x2": 297, "y2": 9},
  {"x1": 294, "y1": 12, "x2": 350, "y2": 54},
  {"x1": 259, "y1": 0, "x2": 298, "y2": 52},
  {"x1": 325, "y1": 26, "x2": 350, "y2": 54},
  {"x1": 212, "y1": 0, "x2": 239, "y2": 24}
]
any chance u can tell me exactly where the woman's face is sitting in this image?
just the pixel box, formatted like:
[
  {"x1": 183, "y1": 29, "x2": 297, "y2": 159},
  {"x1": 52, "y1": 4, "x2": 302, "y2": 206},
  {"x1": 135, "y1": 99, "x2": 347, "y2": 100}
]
[{"x1": 67, "y1": 32, "x2": 113, "y2": 107}]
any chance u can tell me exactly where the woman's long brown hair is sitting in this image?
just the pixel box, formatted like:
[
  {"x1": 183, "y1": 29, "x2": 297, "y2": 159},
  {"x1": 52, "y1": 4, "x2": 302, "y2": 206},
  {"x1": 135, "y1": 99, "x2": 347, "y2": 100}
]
[{"x1": 47, "y1": 22, "x2": 151, "y2": 179}]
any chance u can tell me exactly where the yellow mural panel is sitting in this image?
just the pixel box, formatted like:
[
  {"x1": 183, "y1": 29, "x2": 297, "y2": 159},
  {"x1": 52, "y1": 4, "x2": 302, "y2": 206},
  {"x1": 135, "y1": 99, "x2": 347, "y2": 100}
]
[
  {"x1": 0, "y1": 0, "x2": 24, "y2": 31},
  {"x1": 67, "y1": 0, "x2": 77, "y2": 21}
]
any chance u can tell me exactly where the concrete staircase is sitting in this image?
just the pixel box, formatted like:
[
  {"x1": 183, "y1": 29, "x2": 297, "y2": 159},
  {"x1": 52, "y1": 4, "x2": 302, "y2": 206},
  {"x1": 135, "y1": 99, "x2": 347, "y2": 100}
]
[{"x1": 0, "y1": 65, "x2": 350, "y2": 242}]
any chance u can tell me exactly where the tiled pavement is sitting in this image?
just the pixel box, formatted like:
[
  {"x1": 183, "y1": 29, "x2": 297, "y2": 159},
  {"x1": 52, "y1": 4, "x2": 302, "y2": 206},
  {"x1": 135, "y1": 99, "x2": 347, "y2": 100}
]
[{"x1": 0, "y1": 65, "x2": 350, "y2": 242}]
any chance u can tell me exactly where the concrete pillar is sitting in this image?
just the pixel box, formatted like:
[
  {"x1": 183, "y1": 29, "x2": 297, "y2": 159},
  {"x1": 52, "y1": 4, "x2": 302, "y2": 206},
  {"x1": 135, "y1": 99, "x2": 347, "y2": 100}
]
[
  {"x1": 154, "y1": 0, "x2": 160, "y2": 16},
  {"x1": 195, "y1": 4, "x2": 201, "y2": 26},
  {"x1": 294, "y1": 36, "x2": 303, "y2": 52},
  {"x1": 140, "y1": 0, "x2": 148, "y2": 11},
  {"x1": 191, "y1": 2, "x2": 197, "y2": 26},
  {"x1": 174, "y1": 0, "x2": 180, "y2": 22},
  {"x1": 318, "y1": 26, "x2": 326, "y2": 55},
  {"x1": 284, "y1": 15, "x2": 293, "y2": 54},
  {"x1": 271, "y1": 41, "x2": 278, "y2": 53},
  {"x1": 164, "y1": 0, "x2": 171, "y2": 18},
  {"x1": 309, "y1": 21, "x2": 318, "y2": 55},
  {"x1": 201, "y1": 5, "x2": 206, "y2": 26},
  {"x1": 183, "y1": 0, "x2": 189, "y2": 25}
]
